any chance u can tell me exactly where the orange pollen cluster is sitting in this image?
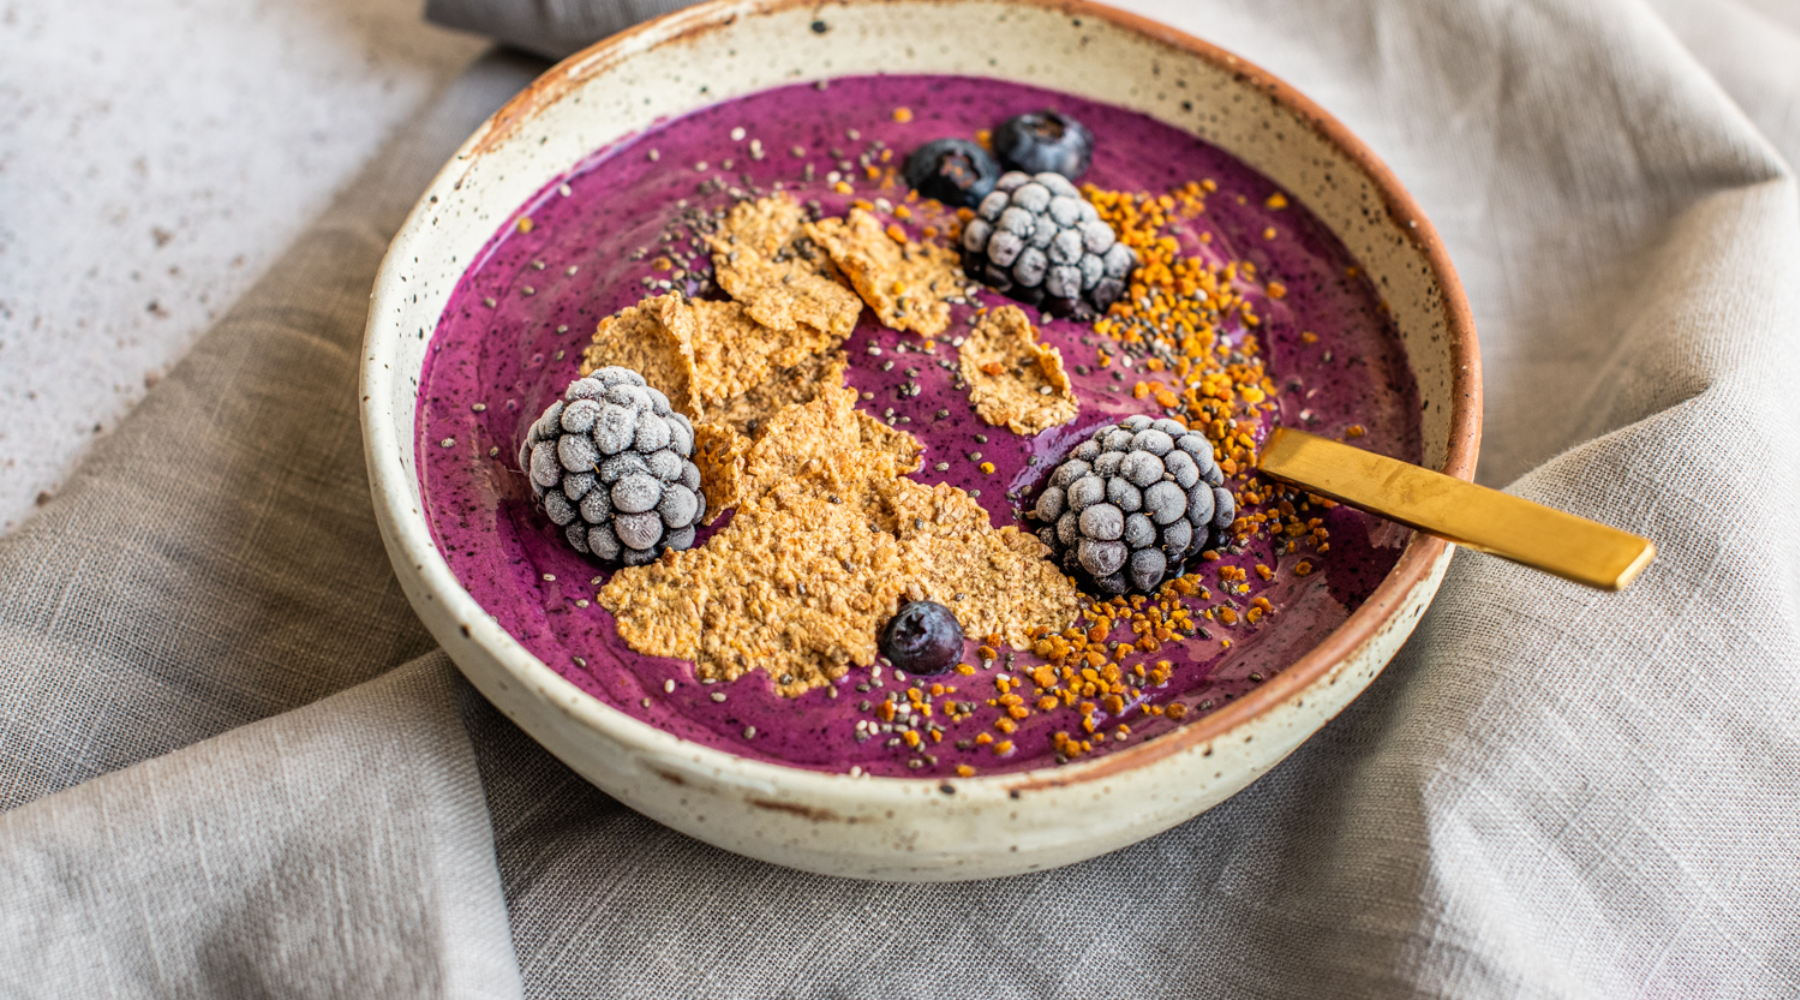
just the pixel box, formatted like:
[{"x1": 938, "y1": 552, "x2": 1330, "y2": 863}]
[{"x1": 1078, "y1": 180, "x2": 1298, "y2": 551}]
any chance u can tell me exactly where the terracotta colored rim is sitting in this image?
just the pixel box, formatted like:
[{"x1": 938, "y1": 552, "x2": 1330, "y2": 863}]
[{"x1": 459, "y1": 0, "x2": 1482, "y2": 792}]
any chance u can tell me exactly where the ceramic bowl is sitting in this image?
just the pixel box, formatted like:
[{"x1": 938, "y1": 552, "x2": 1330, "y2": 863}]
[{"x1": 361, "y1": 0, "x2": 1479, "y2": 881}]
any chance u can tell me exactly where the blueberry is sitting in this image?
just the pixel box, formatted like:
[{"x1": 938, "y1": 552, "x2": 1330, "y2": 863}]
[
  {"x1": 992, "y1": 110, "x2": 1095, "y2": 180},
  {"x1": 902, "y1": 138, "x2": 1000, "y2": 208},
  {"x1": 879, "y1": 600, "x2": 964, "y2": 675}
]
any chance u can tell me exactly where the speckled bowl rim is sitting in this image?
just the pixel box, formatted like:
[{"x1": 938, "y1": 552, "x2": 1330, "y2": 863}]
[{"x1": 365, "y1": 0, "x2": 1479, "y2": 808}]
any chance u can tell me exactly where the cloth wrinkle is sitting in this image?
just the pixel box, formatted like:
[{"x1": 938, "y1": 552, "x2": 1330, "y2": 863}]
[{"x1": 3, "y1": 0, "x2": 1800, "y2": 996}]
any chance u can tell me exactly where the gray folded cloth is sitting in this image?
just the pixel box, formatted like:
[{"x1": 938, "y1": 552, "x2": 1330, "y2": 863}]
[
  {"x1": 426, "y1": 0, "x2": 702, "y2": 59},
  {"x1": 4, "y1": 0, "x2": 1800, "y2": 996}
]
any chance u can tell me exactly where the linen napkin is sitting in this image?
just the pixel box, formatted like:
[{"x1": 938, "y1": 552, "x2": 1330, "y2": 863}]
[{"x1": 4, "y1": 0, "x2": 1800, "y2": 996}]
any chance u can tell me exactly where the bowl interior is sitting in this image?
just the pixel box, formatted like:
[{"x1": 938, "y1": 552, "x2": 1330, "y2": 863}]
[{"x1": 363, "y1": 0, "x2": 1476, "y2": 849}]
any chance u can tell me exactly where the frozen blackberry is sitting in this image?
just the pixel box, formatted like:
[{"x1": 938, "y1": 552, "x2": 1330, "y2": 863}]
[
  {"x1": 961, "y1": 170, "x2": 1136, "y2": 319},
  {"x1": 902, "y1": 137, "x2": 1001, "y2": 209},
  {"x1": 1031, "y1": 415, "x2": 1232, "y2": 595},
  {"x1": 520, "y1": 366, "x2": 706, "y2": 565},
  {"x1": 991, "y1": 110, "x2": 1094, "y2": 180}
]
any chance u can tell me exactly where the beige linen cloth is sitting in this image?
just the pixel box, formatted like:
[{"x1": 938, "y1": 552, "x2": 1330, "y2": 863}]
[{"x1": 4, "y1": 0, "x2": 1799, "y2": 995}]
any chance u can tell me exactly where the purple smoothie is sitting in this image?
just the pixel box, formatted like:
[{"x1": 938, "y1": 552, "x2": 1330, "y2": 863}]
[{"x1": 415, "y1": 75, "x2": 1420, "y2": 777}]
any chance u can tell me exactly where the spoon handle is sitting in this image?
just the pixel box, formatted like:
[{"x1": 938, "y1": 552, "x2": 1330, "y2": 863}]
[{"x1": 1256, "y1": 427, "x2": 1655, "y2": 591}]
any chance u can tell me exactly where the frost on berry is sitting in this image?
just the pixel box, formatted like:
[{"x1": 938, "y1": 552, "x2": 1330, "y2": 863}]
[
  {"x1": 1078, "y1": 538, "x2": 1127, "y2": 577},
  {"x1": 658, "y1": 484, "x2": 698, "y2": 527},
  {"x1": 1078, "y1": 503, "x2": 1123, "y2": 541},
  {"x1": 560, "y1": 398, "x2": 602, "y2": 434},
  {"x1": 1144, "y1": 481, "x2": 1187, "y2": 525},
  {"x1": 634, "y1": 411, "x2": 672, "y2": 452},
  {"x1": 519, "y1": 367, "x2": 707, "y2": 565},
  {"x1": 614, "y1": 511, "x2": 663, "y2": 550},
  {"x1": 599, "y1": 451, "x2": 648, "y2": 484},
  {"x1": 593, "y1": 405, "x2": 637, "y2": 455},
  {"x1": 611, "y1": 473, "x2": 662, "y2": 514},
  {"x1": 1031, "y1": 414, "x2": 1228, "y2": 594},
  {"x1": 561, "y1": 471, "x2": 595, "y2": 502}
]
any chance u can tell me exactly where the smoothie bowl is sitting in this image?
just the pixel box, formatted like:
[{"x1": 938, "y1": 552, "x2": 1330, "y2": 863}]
[{"x1": 362, "y1": 0, "x2": 1478, "y2": 880}]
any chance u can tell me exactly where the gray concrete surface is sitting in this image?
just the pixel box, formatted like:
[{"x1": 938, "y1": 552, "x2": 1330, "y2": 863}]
[{"x1": 0, "y1": 0, "x2": 485, "y2": 532}]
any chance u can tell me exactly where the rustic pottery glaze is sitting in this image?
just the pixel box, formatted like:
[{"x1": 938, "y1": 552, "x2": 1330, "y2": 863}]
[{"x1": 361, "y1": 0, "x2": 1480, "y2": 881}]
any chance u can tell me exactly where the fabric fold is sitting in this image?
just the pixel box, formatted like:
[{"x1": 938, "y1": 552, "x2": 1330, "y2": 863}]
[
  {"x1": 0, "y1": 49, "x2": 547, "y2": 813},
  {"x1": 425, "y1": 0, "x2": 703, "y2": 60},
  {"x1": 4, "y1": 0, "x2": 1800, "y2": 996},
  {"x1": 0, "y1": 654, "x2": 523, "y2": 1000}
]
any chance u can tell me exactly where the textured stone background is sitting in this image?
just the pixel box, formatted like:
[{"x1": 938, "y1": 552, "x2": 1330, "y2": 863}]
[{"x1": 0, "y1": 0, "x2": 484, "y2": 533}]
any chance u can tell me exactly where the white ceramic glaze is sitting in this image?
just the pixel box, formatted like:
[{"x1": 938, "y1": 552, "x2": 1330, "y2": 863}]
[{"x1": 361, "y1": 0, "x2": 1480, "y2": 882}]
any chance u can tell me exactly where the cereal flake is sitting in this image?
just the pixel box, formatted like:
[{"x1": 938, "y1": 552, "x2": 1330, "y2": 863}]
[
  {"x1": 579, "y1": 296, "x2": 702, "y2": 417},
  {"x1": 958, "y1": 305, "x2": 1079, "y2": 435},
  {"x1": 707, "y1": 195, "x2": 863, "y2": 338},
  {"x1": 600, "y1": 386, "x2": 1076, "y2": 694},
  {"x1": 806, "y1": 208, "x2": 961, "y2": 337}
]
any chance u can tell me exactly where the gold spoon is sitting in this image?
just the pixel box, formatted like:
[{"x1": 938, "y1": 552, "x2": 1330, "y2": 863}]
[{"x1": 1256, "y1": 427, "x2": 1655, "y2": 591}]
